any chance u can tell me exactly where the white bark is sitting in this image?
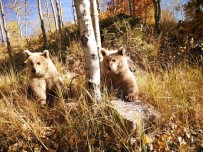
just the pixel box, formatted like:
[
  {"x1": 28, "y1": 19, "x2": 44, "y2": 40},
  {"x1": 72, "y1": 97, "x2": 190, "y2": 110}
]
[
  {"x1": 50, "y1": 0, "x2": 59, "y2": 31},
  {"x1": 74, "y1": 0, "x2": 101, "y2": 101},
  {"x1": 55, "y1": 0, "x2": 62, "y2": 34},
  {"x1": 37, "y1": 0, "x2": 47, "y2": 48},
  {"x1": 24, "y1": 0, "x2": 28, "y2": 41},
  {"x1": 91, "y1": 0, "x2": 102, "y2": 61},
  {"x1": 0, "y1": 0, "x2": 12, "y2": 59},
  {"x1": 0, "y1": 19, "x2": 5, "y2": 44},
  {"x1": 45, "y1": 0, "x2": 52, "y2": 32}
]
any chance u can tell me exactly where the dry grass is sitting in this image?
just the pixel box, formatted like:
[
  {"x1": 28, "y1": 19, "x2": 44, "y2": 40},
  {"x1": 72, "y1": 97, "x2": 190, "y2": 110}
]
[{"x1": 0, "y1": 23, "x2": 202, "y2": 151}]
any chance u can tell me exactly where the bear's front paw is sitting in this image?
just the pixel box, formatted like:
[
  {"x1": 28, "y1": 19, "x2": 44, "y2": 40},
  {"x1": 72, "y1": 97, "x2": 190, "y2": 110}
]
[{"x1": 125, "y1": 94, "x2": 138, "y2": 102}]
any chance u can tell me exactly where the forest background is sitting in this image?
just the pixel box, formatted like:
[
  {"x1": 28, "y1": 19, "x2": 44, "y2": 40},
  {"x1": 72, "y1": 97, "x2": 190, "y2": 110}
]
[{"x1": 0, "y1": 0, "x2": 202, "y2": 151}]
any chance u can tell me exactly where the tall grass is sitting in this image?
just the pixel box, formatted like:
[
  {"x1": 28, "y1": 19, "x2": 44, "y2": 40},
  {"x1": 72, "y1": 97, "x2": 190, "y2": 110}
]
[
  {"x1": 0, "y1": 20, "x2": 202, "y2": 151},
  {"x1": 0, "y1": 56, "x2": 202, "y2": 151}
]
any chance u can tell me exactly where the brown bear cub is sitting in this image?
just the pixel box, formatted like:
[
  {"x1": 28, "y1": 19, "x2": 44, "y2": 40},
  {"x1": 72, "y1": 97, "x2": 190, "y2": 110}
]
[
  {"x1": 24, "y1": 50, "x2": 63, "y2": 106},
  {"x1": 101, "y1": 47, "x2": 138, "y2": 101}
]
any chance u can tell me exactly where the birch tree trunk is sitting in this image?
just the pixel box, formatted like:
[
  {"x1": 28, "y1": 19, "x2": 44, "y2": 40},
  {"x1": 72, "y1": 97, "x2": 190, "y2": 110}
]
[
  {"x1": 24, "y1": 0, "x2": 28, "y2": 42},
  {"x1": 55, "y1": 0, "x2": 62, "y2": 34},
  {"x1": 16, "y1": 12, "x2": 22, "y2": 41},
  {"x1": 11, "y1": 0, "x2": 22, "y2": 41},
  {"x1": 58, "y1": 0, "x2": 64, "y2": 27},
  {"x1": 74, "y1": 0, "x2": 101, "y2": 102},
  {"x1": 91, "y1": 0, "x2": 102, "y2": 60},
  {"x1": 152, "y1": 0, "x2": 161, "y2": 34},
  {"x1": 72, "y1": 0, "x2": 77, "y2": 24},
  {"x1": 50, "y1": 0, "x2": 58, "y2": 31},
  {"x1": 0, "y1": 20, "x2": 5, "y2": 45},
  {"x1": 37, "y1": 0, "x2": 47, "y2": 48},
  {"x1": 45, "y1": 0, "x2": 52, "y2": 32},
  {"x1": 0, "y1": 0, "x2": 12, "y2": 60}
]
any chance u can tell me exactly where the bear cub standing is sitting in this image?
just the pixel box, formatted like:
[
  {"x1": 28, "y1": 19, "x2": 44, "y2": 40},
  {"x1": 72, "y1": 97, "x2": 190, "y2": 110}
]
[
  {"x1": 24, "y1": 50, "x2": 63, "y2": 106},
  {"x1": 101, "y1": 47, "x2": 138, "y2": 101}
]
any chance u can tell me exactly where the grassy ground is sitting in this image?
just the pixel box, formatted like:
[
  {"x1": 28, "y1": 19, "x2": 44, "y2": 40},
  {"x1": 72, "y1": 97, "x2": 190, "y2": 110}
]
[{"x1": 0, "y1": 24, "x2": 202, "y2": 151}]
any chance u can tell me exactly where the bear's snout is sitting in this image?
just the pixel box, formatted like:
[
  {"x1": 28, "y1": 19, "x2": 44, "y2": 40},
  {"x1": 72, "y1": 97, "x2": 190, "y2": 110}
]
[
  {"x1": 32, "y1": 68, "x2": 36, "y2": 74},
  {"x1": 108, "y1": 67, "x2": 111, "y2": 71}
]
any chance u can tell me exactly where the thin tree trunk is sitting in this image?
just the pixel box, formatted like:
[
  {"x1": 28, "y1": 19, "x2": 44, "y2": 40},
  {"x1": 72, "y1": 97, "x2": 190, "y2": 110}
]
[
  {"x1": 129, "y1": 0, "x2": 132, "y2": 16},
  {"x1": 152, "y1": 0, "x2": 161, "y2": 34},
  {"x1": 91, "y1": 0, "x2": 102, "y2": 60},
  {"x1": 55, "y1": 0, "x2": 62, "y2": 34},
  {"x1": 45, "y1": 0, "x2": 52, "y2": 32},
  {"x1": 0, "y1": 20, "x2": 5, "y2": 45},
  {"x1": 50, "y1": 0, "x2": 58, "y2": 31},
  {"x1": 144, "y1": 0, "x2": 147, "y2": 25},
  {"x1": 132, "y1": 0, "x2": 135, "y2": 17},
  {"x1": 24, "y1": 0, "x2": 28, "y2": 42},
  {"x1": 37, "y1": 0, "x2": 47, "y2": 48},
  {"x1": 74, "y1": 0, "x2": 101, "y2": 102},
  {"x1": 0, "y1": 0, "x2": 12, "y2": 60},
  {"x1": 16, "y1": 12, "x2": 22, "y2": 41},
  {"x1": 72, "y1": 0, "x2": 77, "y2": 25},
  {"x1": 11, "y1": 0, "x2": 22, "y2": 41},
  {"x1": 58, "y1": 0, "x2": 64, "y2": 27}
]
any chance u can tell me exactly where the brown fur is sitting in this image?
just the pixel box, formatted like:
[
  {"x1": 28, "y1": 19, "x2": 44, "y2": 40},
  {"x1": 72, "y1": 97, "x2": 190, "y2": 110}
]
[
  {"x1": 101, "y1": 47, "x2": 138, "y2": 101},
  {"x1": 24, "y1": 50, "x2": 63, "y2": 106}
]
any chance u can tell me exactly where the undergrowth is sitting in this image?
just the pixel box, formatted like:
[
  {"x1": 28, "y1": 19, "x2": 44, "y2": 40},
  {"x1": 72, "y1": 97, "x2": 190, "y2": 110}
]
[{"x1": 0, "y1": 17, "x2": 202, "y2": 151}]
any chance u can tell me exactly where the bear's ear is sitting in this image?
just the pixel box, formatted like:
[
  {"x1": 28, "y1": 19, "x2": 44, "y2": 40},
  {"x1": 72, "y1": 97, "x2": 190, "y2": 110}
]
[
  {"x1": 117, "y1": 47, "x2": 126, "y2": 56},
  {"x1": 42, "y1": 50, "x2": 50, "y2": 58},
  {"x1": 100, "y1": 48, "x2": 107, "y2": 57},
  {"x1": 24, "y1": 50, "x2": 32, "y2": 57}
]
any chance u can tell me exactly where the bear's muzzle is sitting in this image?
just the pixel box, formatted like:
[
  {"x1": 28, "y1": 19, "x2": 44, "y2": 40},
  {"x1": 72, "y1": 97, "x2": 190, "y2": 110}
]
[
  {"x1": 32, "y1": 68, "x2": 36, "y2": 74},
  {"x1": 108, "y1": 67, "x2": 112, "y2": 71}
]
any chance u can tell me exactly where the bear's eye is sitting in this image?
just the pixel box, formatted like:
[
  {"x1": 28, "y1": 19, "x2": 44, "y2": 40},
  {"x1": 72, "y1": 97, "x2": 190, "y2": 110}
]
[
  {"x1": 37, "y1": 62, "x2": 41, "y2": 65},
  {"x1": 30, "y1": 62, "x2": 34, "y2": 66},
  {"x1": 106, "y1": 59, "x2": 109, "y2": 63},
  {"x1": 112, "y1": 59, "x2": 116, "y2": 62}
]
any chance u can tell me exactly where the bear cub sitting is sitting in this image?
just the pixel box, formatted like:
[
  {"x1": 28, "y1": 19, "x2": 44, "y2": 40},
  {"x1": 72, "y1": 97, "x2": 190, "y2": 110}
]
[
  {"x1": 101, "y1": 47, "x2": 138, "y2": 101},
  {"x1": 24, "y1": 50, "x2": 63, "y2": 106}
]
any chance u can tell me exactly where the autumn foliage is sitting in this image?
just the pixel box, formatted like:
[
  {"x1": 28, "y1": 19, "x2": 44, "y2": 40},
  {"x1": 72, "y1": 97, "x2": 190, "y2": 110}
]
[{"x1": 100, "y1": 0, "x2": 154, "y2": 24}]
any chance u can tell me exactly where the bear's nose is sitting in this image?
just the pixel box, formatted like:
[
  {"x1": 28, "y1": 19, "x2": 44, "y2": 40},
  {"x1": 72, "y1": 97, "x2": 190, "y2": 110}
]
[
  {"x1": 32, "y1": 68, "x2": 36, "y2": 74},
  {"x1": 108, "y1": 67, "x2": 111, "y2": 71}
]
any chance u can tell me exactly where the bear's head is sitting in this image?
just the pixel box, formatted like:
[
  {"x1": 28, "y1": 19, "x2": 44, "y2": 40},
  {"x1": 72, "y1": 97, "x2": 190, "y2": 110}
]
[
  {"x1": 24, "y1": 50, "x2": 50, "y2": 78},
  {"x1": 101, "y1": 47, "x2": 129, "y2": 74}
]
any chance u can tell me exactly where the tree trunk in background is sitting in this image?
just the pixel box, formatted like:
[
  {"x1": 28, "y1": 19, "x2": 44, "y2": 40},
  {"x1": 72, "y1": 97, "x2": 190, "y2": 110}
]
[
  {"x1": 74, "y1": 0, "x2": 101, "y2": 102},
  {"x1": 37, "y1": 0, "x2": 47, "y2": 48},
  {"x1": 129, "y1": 0, "x2": 135, "y2": 17},
  {"x1": 0, "y1": 20, "x2": 5, "y2": 45},
  {"x1": 72, "y1": 0, "x2": 77, "y2": 24},
  {"x1": 129, "y1": 0, "x2": 132, "y2": 16},
  {"x1": 91, "y1": 0, "x2": 102, "y2": 61},
  {"x1": 55, "y1": 0, "x2": 62, "y2": 35},
  {"x1": 0, "y1": 0, "x2": 12, "y2": 60},
  {"x1": 152, "y1": 0, "x2": 161, "y2": 34},
  {"x1": 50, "y1": 0, "x2": 58, "y2": 31},
  {"x1": 58, "y1": 0, "x2": 64, "y2": 27},
  {"x1": 132, "y1": 0, "x2": 135, "y2": 17},
  {"x1": 24, "y1": 0, "x2": 28, "y2": 43},
  {"x1": 11, "y1": 0, "x2": 22, "y2": 41},
  {"x1": 45, "y1": 0, "x2": 52, "y2": 32}
]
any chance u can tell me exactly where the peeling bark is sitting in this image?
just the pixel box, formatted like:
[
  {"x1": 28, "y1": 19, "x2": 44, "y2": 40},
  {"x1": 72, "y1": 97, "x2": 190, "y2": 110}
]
[
  {"x1": 91, "y1": 0, "x2": 102, "y2": 60},
  {"x1": 74, "y1": 0, "x2": 101, "y2": 102}
]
